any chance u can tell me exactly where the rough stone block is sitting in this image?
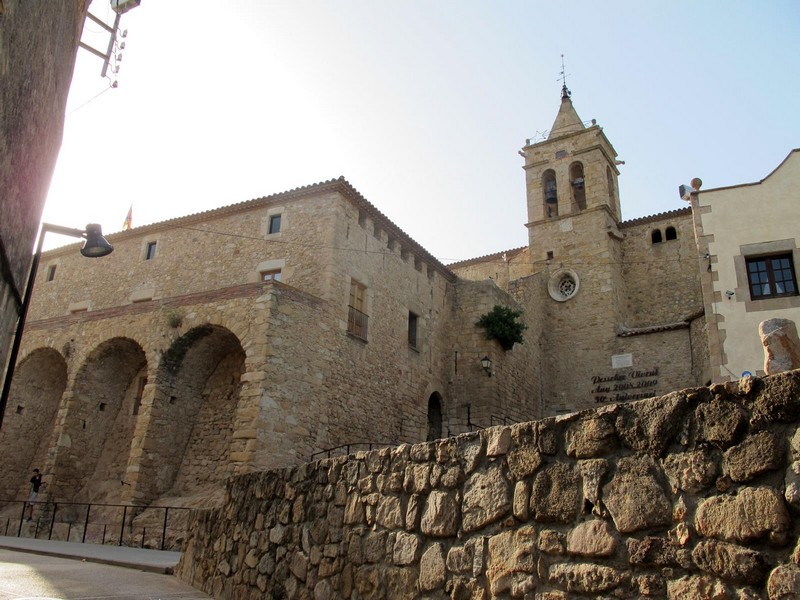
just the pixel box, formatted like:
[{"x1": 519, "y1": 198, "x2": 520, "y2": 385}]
[
  {"x1": 566, "y1": 520, "x2": 616, "y2": 557},
  {"x1": 615, "y1": 392, "x2": 687, "y2": 455},
  {"x1": 692, "y1": 539, "x2": 769, "y2": 585},
  {"x1": 375, "y1": 495, "x2": 404, "y2": 530},
  {"x1": 628, "y1": 536, "x2": 689, "y2": 568},
  {"x1": 547, "y1": 562, "x2": 625, "y2": 594},
  {"x1": 420, "y1": 490, "x2": 459, "y2": 537},
  {"x1": 695, "y1": 487, "x2": 790, "y2": 545},
  {"x1": 418, "y1": 543, "x2": 446, "y2": 592},
  {"x1": 463, "y1": 465, "x2": 511, "y2": 532},
  {"x1": 565, "y1": 416, "x2": 616, "y2": 458},
  {"x1": 723, "y1": 431, "x2": 783, "y2": 483},
  {"x1": 487, "y1": 426, "x2": 511, "y2": 457},
  {"x1": 487, "y1": 527, "x2": 537, "y2": 595},
  {"x1": 767, "y1": 564, "x2": 800, "y2": 599},
  {"x1": 663, "y1": 448, "x2": 719, "y2": 493},
  {"x1": 392, "y1": 531, "x2": 420, "y2": 566},
  {"x1": 530, "y1": 463, "x2": 580, "y2": 524},
  {"x1": 666, "y1": 574, "x2": 729, "y2": 600},
  {"x1": 603, "y1": 472, "x2": 671, "y2": 534},
  {"x1": 506, "y1": 444, "x2": 543, "y2": 480}
]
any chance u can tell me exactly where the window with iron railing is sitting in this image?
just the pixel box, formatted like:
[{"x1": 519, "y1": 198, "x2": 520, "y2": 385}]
[{"x1": 348, "y1": 279, "x2": 368, "y2": 340}]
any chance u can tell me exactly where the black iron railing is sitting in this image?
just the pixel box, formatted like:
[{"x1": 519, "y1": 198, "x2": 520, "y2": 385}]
[
  {"x1": 347, "y1": 306, "x2": 369, "y2": 340},
  {"x1": 310, "y1": 441, "x2": 395, "y2": 461},
  {"x1": 0, "y1": 500, "x2": 192, "y2": 551}
]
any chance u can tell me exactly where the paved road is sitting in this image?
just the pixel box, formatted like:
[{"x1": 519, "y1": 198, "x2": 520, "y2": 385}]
[{"x1": 0, "y1": 549, "x2": 212, "y2": 600}]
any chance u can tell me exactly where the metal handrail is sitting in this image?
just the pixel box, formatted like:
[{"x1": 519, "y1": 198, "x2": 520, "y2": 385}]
[
  {"x1": 310, "y1": 441, "x2": 395, "y2": 461},
  {"x1": 0, "y1": 499, "x2": 192, "y2": 551}
]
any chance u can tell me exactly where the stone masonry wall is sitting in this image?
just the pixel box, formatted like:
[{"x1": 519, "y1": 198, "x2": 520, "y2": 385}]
[
  {"x1": 620, "y1": 210, "x2": 701, "y2": 328},
  {"x1": 0, "y1": 0, "x2": 88, "y2": 380},
  {"x1": 177, "y1": 370, "x2": 800, "y2": 599},
  {"x1": 447, "y1": 279, "x2": 540, "y2": 431}
]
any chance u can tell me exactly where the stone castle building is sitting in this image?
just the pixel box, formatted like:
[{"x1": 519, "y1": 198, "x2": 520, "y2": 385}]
[{"x1": 1, "y1": 86, "x2": 796, "y2": 518}]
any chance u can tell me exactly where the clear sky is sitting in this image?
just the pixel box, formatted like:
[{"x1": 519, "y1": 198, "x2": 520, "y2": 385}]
[{"x1": 42, "y1": 1, "x2": 800, "y2": 261}]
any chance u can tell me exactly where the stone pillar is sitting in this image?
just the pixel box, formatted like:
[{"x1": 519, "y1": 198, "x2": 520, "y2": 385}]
[{"x1": 760, "y1": 318, "x2": 800, "y2": 375}]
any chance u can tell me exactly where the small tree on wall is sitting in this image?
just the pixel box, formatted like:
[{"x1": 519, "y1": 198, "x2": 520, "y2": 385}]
[{"x1": 476, "y1": 305, "x2": 527, "y2": 351}]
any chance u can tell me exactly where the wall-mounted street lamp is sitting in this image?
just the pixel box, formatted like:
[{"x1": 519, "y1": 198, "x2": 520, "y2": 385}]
[
  {"x1": 0, "y1": 223, "x2": 113, "y2": 429},
  {"x1": 481, "y1": 355, "x2": 493, "y2": 377}
]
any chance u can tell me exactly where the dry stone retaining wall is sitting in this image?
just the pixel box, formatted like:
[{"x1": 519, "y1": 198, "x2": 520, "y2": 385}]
[{"x1": 177, "y1": 370, "x2": 800, "y2": 599}]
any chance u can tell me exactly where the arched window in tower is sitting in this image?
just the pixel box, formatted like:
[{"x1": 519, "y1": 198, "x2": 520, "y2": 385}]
[
  {"x1": 427, "y1": 392, "x2": 443, "y2": 441},
  {"x1": 542, "y1": 170, "x2": 558, "y2": 218},
  {"x1": 665, "y1": 226, "x2": 677, "y2": 241},
  {"x1": 606, "y1": 167, "x2": 615, "y2": 206},
  {"x1": 570, "y1": 162, "x2": 586, "y2": 211},
  {"x1": 651, "y1": 229, "x2": 663, "y2": 244}
]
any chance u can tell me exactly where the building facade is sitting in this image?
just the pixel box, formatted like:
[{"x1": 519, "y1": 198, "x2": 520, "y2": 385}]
[
  {"x1": 691, "y1": 149, "x2": 800, "y2": 381},
  {"x1": 0, "y1": 180, "x2": 538, "y2": 510},
  {"x1": 7, "y1": 86, "x2": 790, "y2": 516}
]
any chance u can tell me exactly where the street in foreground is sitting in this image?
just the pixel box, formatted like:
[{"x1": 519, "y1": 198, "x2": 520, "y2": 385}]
[{"x1": 0, "y1": 549, "x2": 210, "y2": 600}]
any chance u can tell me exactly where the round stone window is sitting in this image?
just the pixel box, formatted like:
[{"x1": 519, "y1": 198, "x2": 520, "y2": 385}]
[{"x1": 548, "y1": 269, "x2": 580, "y2": 302}]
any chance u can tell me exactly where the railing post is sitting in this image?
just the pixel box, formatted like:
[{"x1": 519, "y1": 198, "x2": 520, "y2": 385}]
[
  {"x1": 48, "y1": 503, "x2": 57, "y2": 540},
  {"x1": 17, "y1": 501, "x2": 25, "y2": 537},
  {"x1": 82, "y1": 504, "x2": 91, "y2": 543},
  {"x1": 161, "y1": 507, "x2": 169, "y2": 550},
  {"x1": 119, "y1": 505, "x2": 127, "y2": 546}
]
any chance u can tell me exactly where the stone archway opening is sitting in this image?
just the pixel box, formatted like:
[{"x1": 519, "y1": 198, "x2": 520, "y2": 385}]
[
  {"x1": 61, "y1": 338, "x2": 147, "y2": 503},
  {"x1": 427, "y1": 392, "x2": 443, "y2": 442},
  {"x1": 150, "y1": 324, "x2": 245, "y2": 505},
  {"x1": 0, "y1": 348, "x2": 66, "y2": 502}
]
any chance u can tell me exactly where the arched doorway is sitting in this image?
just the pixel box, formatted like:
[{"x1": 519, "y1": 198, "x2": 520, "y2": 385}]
[
  {"x1": 426, "y1": 392, "x2": 443, "y2": 442},
  {"x1": 59, "y1": 337, "x2": 147, "y2": 502},
  {"x1": 0, "y1": 348, "x2": 66, "y2": 501},
  {"x1": 145, "y1": 324, "x2": 245, "y2": 504}
]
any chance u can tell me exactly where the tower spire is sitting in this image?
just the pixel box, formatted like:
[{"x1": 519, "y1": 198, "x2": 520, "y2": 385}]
[
  {"x1": 559, "y1": 54, "x2": 571, "y2": 101},
  {"x1": 548, "y1": 55, "x2": 582, "y2": 139}
]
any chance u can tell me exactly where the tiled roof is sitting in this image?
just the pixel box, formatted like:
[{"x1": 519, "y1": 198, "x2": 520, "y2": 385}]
[
  {"x1": 617, "y1": 310, "x2": 704, "y2": 337},
  {"x1": 447, "y1": 246, "x2": 527, "y2": 269},
  {"x1": 44, "y1": 177, "x2": 457, "y2": 282},
  {"x1": 619, "y1": 207, "x2": 692, "y2": 228}
]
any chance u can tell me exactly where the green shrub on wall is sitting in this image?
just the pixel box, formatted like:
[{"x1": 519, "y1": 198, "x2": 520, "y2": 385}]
[{"x1": 476, "y1": 305, "x2": 527, "y2": 351}]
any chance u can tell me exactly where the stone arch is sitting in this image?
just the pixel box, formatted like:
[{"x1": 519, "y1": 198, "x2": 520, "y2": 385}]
[
  {"x1": 0, "y1": 348, "x2": 66, "y2": 501},
  {"x1": 542, "y1": 169, "x2": 558, "y2": 218},
  {"x1": 665, "y1": 226, "x2": 677, "y2": 241},
  {"x1": 651, "y1": 229, "x2": 663, "y2": 244},
  {"x1": 569, "y1": 162, "x2": 586, "y2": 211},
  {"x1": 426, "y1": 392, "x2": 443, "y2": 441},
  {"x1": 57, "y1": 337, "x2": 147, "y2": 502},
  {"x1": 144, "y1": 323, "x2": 245, "y2": 503}
]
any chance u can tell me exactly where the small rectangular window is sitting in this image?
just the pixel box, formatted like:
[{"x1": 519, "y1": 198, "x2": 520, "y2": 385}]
[
  {"x1": 46, "y1": 265, "x2": 57, "y2": 282},
  {"x1": 268, "y1": 214, "x2": 282, "y2": 234},
  {"x1": 746, "y1": 254, "x2": 798, "y2": 300},
  {"x1": 347, "y1": 279, "x2": 368, "y2": 340},
  {"x1": 261, "y1": 269, "x2": 282, "y2": 282},
  {"x1": 145, "y1": 241, "x2": 157, "y2": 260},
  {"x1": 408, "y1": 312, "x2": 418, "y2": 348}
]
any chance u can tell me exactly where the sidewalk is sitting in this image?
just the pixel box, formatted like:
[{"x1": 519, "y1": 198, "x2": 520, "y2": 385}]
[{"x1": 0, "y1": 535, "x2": 182, "y2": 574}]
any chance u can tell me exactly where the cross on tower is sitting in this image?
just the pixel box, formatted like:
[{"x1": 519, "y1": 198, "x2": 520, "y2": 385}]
[{"x1": 558, "y1": 54, "x2": 571, "y2": 100}]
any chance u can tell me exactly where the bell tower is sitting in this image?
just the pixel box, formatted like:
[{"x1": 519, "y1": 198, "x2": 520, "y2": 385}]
[
  {"x1": 521, "y1": 84, "x2": 621, "y2": 229},
  {"x1": 519, "y1": 85, "x2": 627, "y2": 415}
]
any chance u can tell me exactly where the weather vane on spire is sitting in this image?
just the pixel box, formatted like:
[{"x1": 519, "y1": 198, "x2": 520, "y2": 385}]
[{"x1": 559, "y1": 54, "x2": 571, "y2": 100}]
